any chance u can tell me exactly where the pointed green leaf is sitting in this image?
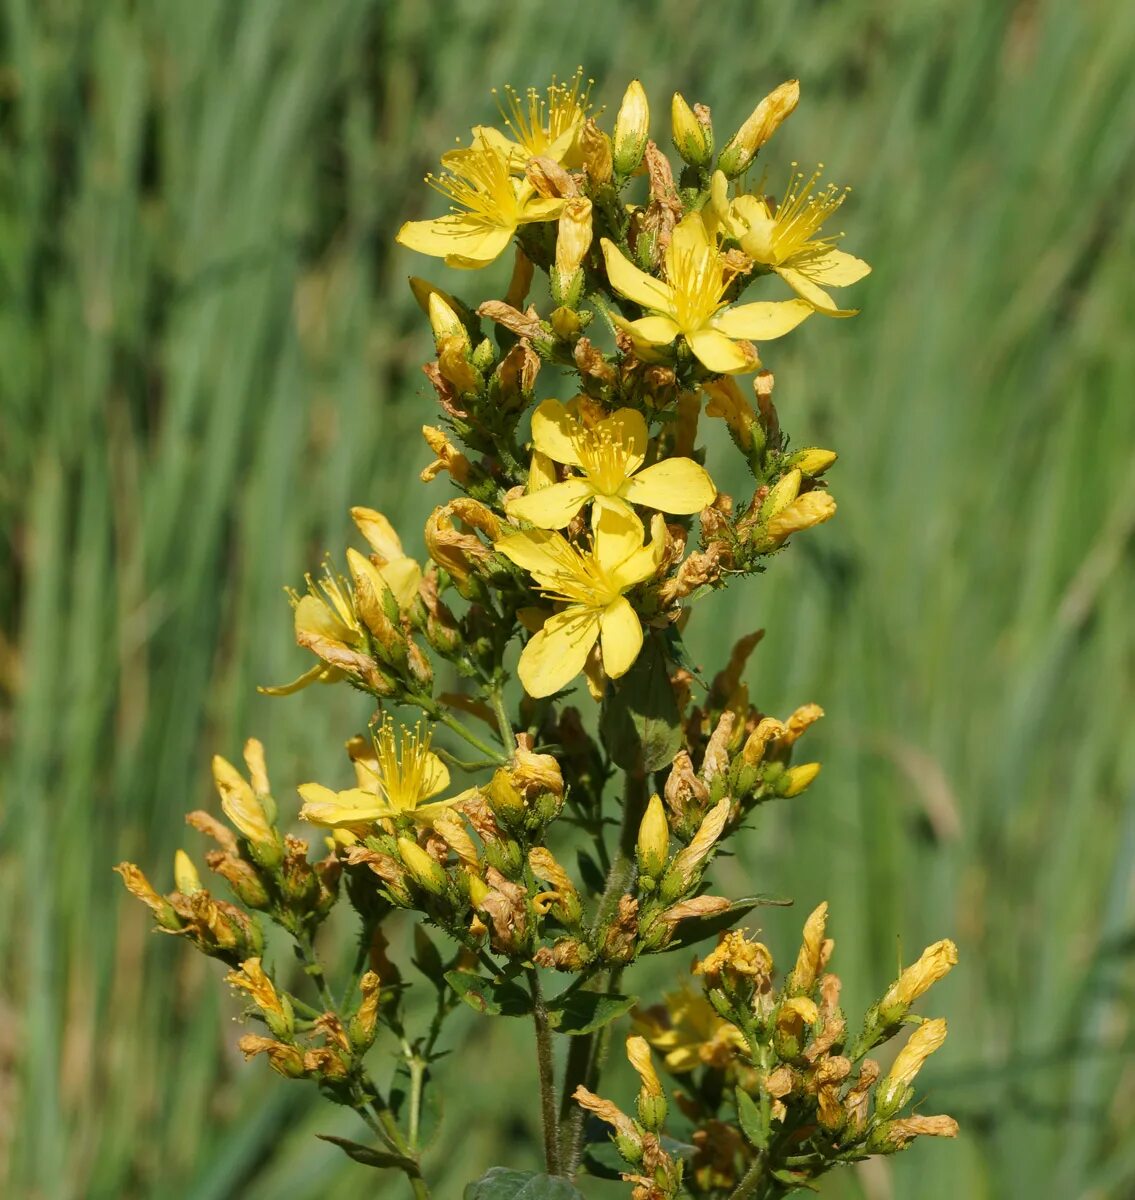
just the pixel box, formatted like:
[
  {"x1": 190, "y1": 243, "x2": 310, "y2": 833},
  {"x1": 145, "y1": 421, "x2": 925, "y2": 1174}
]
[
  {"x1": 546, "y1": 988, "x2": 638, "y2": 1036},
  {"x1": 445, "y1": 970, "x2": 532, "y2": 1017},
  {"x1": 464, "y1": 1167, "x2": 585, "y2": 1198},
  {"x1": 600, "y1": 635, "x2": 682, "y2": 772},
  {"x1": 315, "y1": 1133, "x2": 416, "y2": 1173}
]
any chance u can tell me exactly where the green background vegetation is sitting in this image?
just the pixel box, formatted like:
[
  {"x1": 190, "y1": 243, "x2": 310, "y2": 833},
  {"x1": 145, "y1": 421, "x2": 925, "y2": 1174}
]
[{"x1": 3, "y1": 1, "x2": 1133, "y2": 1196}]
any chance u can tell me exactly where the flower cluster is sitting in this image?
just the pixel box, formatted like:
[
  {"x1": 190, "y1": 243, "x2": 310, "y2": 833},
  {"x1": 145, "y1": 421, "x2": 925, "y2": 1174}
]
[{"x1": 118, "y1": 69, "x2": 955, "y2": 1200}]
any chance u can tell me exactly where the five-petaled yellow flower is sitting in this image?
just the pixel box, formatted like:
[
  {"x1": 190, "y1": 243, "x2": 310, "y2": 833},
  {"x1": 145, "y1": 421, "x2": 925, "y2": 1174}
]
[
  {"x1": 468, "y1": 71, "x2": 592, "y2": 171},
  {"x1": 600, "y1": 213, "x2": 813, "y2": 375},
  {"x1": 396, "y1": 135, "x2": 564, "y2": 269},
  {"x1": 298, "y1": 718, "x2": 475, "y2": 829},
  {"x1": 633, "y1": 986, "x2": 748, "y2": 1074},
  {"x1": 707, "y1": 167, "x2": 870, "y2": 316},
  {"x1": 507, "y1": 398, "x2": 716, "y2": 529},
  {"x1": 496, "y1": 507, "x2": 666, "y2": 697}
]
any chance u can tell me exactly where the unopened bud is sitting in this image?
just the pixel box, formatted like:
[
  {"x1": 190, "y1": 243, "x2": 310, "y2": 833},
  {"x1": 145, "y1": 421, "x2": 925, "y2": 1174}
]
[
  {"x1": 349, "y1": 970, "x2": 382, "y2": 1051},
  {"x1": 613, "y1": 79, "x2": 650, "y2": 176},
  {"x1": 636, "y1": 794, "x2": 669, "y2": 881},
  {"x1": 552, "y1": 197, "x2": 593, "y2": 309},
  {"x1": 397, "y1": 837, "x2": 447, "y2": 895},
  {"x1": 660, "y1": 798, "x2": 730, "y2": 901},
  {"x1": 788, "y1": 447, "x2": 838, "y2": 477},
  {"x1": 717, "y1": 79, "x2": 800, "y2": 179},
  {"x1": 671, "y1": 92, "x2": 713, "y2": 167},
  {"x1": 212, "y1": 755, "x2": 281, "y2": 866},
  {"x1": 876, "y1": 1018, "x2": 949, "y2": 1116},
  {"x1": 174, "y1": 849, "x2": 203, "y2": 895},
  {"x1": 762, "y1": 468, "x2": 802, "y2": 518},
  {"x1": 879, "y1": 940, "x2": 959, "y2": 1021},
  {"x1": 427, "y1": 292, "x2": 470, "y2": 352},
  {"x1": 205, "y1": 850, "x2": 271, "y2": 909},
  {"x1": 765, "y1": 492, "x2": 837, "y2": 546},
  {"x1": 626, "y1": 1035, "x2": 666, "y2": 1130},
  {"x1": 781, "y1": 762, "x2": 822, "y2": 797}
]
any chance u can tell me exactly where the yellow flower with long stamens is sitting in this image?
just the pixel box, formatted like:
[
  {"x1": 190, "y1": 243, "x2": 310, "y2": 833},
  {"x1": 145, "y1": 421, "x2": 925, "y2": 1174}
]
[
  {"x1": 496, "y1": 507, "x2": 666, "y2": 697},
  {"x1": 396, "y1": 135, "x2": 565, "y2": 269},
  {"x1": 633, "y1": 986, "x2": 747, "y2": 1074},
  {"x1": 298, "y1": 718, "x2": 476, "y2": 829},
  {"x1": 506, "y1": 398, "x2": 716, "y2": 529},
  {"x1": 708, "y1": 166, "x2": 870, "y2": 316},
  {"x1": 467, "y1": 71, "x2": 592, "y2": 171},
  {"x1": 600, "y1": 214, "x2": 813, "y2": 374}
]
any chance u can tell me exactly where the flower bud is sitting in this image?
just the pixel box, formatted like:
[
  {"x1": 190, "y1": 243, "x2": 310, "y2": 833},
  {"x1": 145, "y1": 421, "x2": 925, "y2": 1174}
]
[
  {"x1": 788, "y1": 447, "x2": 838, "y2": 477},
  {"x1": 762, "y1": 468, "x2": 802, "y2": 518},
  {"x1": 876, "y1": 1018, "x2": 949, "y2": 1116},
  {"x1": 717, "y1": 79, "x2": 800, "y2": 179},
  {"x1": 212, "y1": 754, "x2": 281, "y2": 867},
  {"x1": 626, "y1": 1035, "x2": 666, "y2": 1131},
  {"x1": 879, "y1": 940, "x2": 958, "y2": 1022},
  {"x1": 173, "y1": 849, "x2": 203, "y2": 895},
  {"x1": 204, "y1": 850, "x2": 271, "y2": 909},
  {"x1": 787, "y1": 902, "x2": 828, "y2": 995},
  {"x1": 345, "y1": 548, "x2": 408, "y2": 668},
  {"x1": 552, "y1": 197, "x2": 593, "y2": 309},
  {"x1": 671, "y1": 92, "x2": 713, "y2": 167},
  {"x1": 613, "y1": 79, "x2": 650, "y2": 175},
  {"x1": 349, "y1": 970, "x2": 382, "y2": 1052},
  {"x1": 427, "y1": 292, "x2": 470, "y2": 353},
  {"x1": 765, "y1": 492, "x2": 837, "y2": 546},
  {"x1": 781, "y1": 762, "x2": 822, "y2": 797},
  {"x1": 397, "y1": 837, "x2": 447, "y2": 895},
  {"x1": 660, "y1": 798, "x2": 730, "y2": 901},
  {"x1": 636, "y1": 794, "x2": 669, "y2": 881},
  {"x1": 504, "y1": 246, "x2": 535, "y2": 310},
  {"x1": 868, "y1": 1113, "x2": 960, "y2": 1152}
]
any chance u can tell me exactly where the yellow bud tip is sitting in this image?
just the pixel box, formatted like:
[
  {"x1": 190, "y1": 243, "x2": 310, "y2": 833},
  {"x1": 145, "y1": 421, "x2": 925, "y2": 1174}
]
[{"x1": 173, "y1": 849, "x2": 203, "y2": 895}]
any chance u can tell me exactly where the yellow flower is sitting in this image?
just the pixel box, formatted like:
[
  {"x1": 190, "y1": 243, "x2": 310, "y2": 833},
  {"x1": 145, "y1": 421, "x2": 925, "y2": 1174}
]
[
  {"x1": 472, "y1": 71, "x2": 592, "y2": 170},
  {"x1": 349, "y1": 507, "x2": 423, "y2": 609},
  {"x1": 600, "y1": 214, "x2": 813, "y2": 374},
  {"x1": 396, "y1": 136, "x2": 565, "y2": 269},
  {"x1": 634, "y1": 986, "x2": 747, "y2": 1074},
  {"x1": 506, "y1": 398, "x2": 715, "y2": 529},
  {"x1": 708, "y1": 166, "x2": 870, "y2": 316},
  {"x1": 496, "y1": 506, "x2": 666, "y2": 697},
  {"x1": 298, "y1": 718, "x2": 475, "y2": 829}
]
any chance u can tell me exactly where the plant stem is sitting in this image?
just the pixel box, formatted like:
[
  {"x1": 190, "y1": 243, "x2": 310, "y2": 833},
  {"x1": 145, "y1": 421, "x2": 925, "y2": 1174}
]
[
  {"x1": 432, "y1": 705, "x2": 509, "y2": 763},
  {"x1": 488, "y1": 681, "x2": 514, "y2": 750},
  {"x1": 527, "y1": 966, "x2": 561, "y2": 1175},
  {"x1": 558, "y1": 768, "x2": 647, "y2": 1174},
  {"x1": 727, "y1": 1153, "x2": 767, "y2": 1200}
]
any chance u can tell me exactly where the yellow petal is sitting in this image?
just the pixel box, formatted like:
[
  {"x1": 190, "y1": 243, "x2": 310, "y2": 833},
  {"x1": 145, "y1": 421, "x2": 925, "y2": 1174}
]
[
  {"x1": 610, "y1": 512, "x2": 667, "y2": 590},
  {"x1": 686, "y1": 328, "x2": 760, "y2": 374},
  {"x1": 396, "y1": 214, "x2": 513, "y2": 267},
  {"x1": 351, "y1": 507, "x2": 405, "y2": 562},
  {"x1": 496, "y1": 527, "x2": 575, "y2": 586},
  {"x1": 530, "y1": 398, "x2": 583, "y2": 467},
  {"x1": 529, "y1": 449, "x2": 558, "y2": 490},
  {"x1": 666, "y1": 212, "x2": 712, "y2": 263},
  {"x1": 775, "y1": 267, "x2": 857, "y2": 317},
  {"x1": 414, "y1": 788, "x2": 481, "y2": 822},
  {"x1": 592, "y1": 505, "x2": 646, "y2": 574},
  {"x1": 711, "y1": 298, "x2": 813, "y2": 340},
  {"x1": 599, "y1": 596, "x2": 644, "y2": 679},
  {"x1": 807, "y1": 248, "x2": 871, "y2": 286},
  {"x1": 378, "y1": 557, "x2": 422, "y2": 609},
  {"x1": 625, "y1": 314, "x2": 682, "y2": 345},
  {"x1": 518, "y1": 607, "x2": 601, "y2": 698},
  {"x1": 600, "y1": 238, "x2": 675, "y2": 311},
  {"x1": 294, "y1": 594, "x2": 353, "y2": 643},
  {"x1": 519, "y1": 197, "x2": 568, "y2": 224},
  {"x1": 507, "y1": 478, "x2": 595, "y2": 528},
  {"x1": 258, "y1": 663, "x2": 340, "y2": 696},
  {"x1": 623, "y1": 458, "x2": 716, "y2": 514},
  {"x1": 598, "y1": 408, "x2": 649, "y2": 469},
  {"x1": 298, "y1": 783, "x2": 388, "y2": 826},
  {"x1": 418, "y1": 750, "x2": 451, "y2": 802}
]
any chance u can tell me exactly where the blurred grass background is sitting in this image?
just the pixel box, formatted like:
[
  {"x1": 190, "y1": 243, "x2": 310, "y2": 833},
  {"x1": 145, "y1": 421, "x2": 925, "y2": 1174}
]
[{"x1": 2, "y1": 0, "x2": 1134, "y2": 1196}]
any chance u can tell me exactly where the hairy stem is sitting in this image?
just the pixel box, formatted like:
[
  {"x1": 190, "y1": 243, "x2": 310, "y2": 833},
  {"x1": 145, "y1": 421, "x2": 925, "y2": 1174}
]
[
  {"x1": 527, "y1": 967, "x2": 561, "y2": 1175},
  {"x1": 558, "y1": 768, "x2": 647, "y2": 1173},
  {"x1": 727, "y1": 1153, "x2": 768, "y2": 1199}
]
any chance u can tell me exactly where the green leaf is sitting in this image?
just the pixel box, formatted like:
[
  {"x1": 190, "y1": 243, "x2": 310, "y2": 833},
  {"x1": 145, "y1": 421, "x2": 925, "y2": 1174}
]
[
  {"x1": 735, "y1": 1086, "x2": 767, "y2": 1150},
  {"x1": 445, "y1": 969, "x2": 532, "y2": 1017},
  {"x1": 546, "y1": 988, "x2": 638, "y2": 1036},
  {"x1": 600, "y1": 635, "x2": 682, "y2": 772},
  {"x1": 315, "y1": 1134, "x2": 416, "y2": 1173},
  {"x1": 464, "y1": 1167, "x2": 585, "y2": 1198},
  {"x1": 660, "y1": 895, "x2": 792, "y2": 953}
]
